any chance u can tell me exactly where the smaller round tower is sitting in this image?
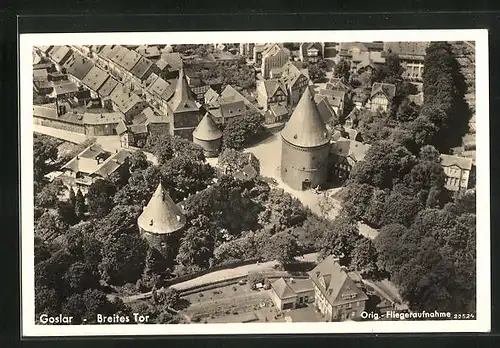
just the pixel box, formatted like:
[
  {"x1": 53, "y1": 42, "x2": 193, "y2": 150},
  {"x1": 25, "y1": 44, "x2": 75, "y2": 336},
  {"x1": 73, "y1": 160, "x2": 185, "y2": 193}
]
[
  {"x1": 192, "y1": 113, "x2": 223, "y2": 157},
  {"x1": 138, "y1": 183, "x2": 186, "y2": 260}
]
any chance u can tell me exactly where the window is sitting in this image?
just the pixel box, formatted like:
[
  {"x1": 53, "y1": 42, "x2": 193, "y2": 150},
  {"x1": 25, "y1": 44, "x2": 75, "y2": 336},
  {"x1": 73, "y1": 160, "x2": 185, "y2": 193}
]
[
  {"x1": 347, "y1": 302, "x2": 352, "y2": 309},
  {"x1": 351, "y1": 311, "x2": 356, "y2": 318}
]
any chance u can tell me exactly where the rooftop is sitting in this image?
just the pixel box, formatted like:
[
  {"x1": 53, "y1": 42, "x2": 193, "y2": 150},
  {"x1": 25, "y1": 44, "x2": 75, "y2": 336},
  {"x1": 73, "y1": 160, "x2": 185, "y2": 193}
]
[
  {"x1": 440, "y1": 154, "x2": 473, "y2": 170},
  {"x1": 281, "y1": 87, "x2": 329, "y2": 148},
  {"x1": 81, "y1": 66, "x2": 109, "y2": 92},
  {"x1": 129, "y1": 56, "x2": 153, "y2": 79},
  {"x1": 109, "y1": 83, "x2": 142, "y2": 114},
  {"x1": 331, "y1": 137, "x2": 371, "y2": 162},
  {"x1": 63, "y1": 53, "x2": 94, "y2": 81},
  {"x1": 97, "y1": 76, "x2": 119, "y2": 97},
  {"x1": 371, "y1": 82, "x2": 396, "y2": 99},
  {"x1": 308, "y1": 255, "x2": 368, "y2": 307},
  {"x1": 193, "y1": 113, "x2": 222, "y2": 141},
  {"x1": 137, "y1": 183, "x2": 186, "y2": 235}
]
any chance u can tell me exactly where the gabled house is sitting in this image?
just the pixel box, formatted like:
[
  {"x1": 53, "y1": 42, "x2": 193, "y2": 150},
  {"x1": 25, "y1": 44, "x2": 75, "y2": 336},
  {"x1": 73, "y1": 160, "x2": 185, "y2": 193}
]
[
  {"x1": 366, "y1": 82, "x2": 396, "y2": 113},
  {"x1": 265, "y1": 103, "x2": 289, "y2": 124},
  {"x1": 269, "y1": 277, "x2": 315, "y2": 311},
  {"x1": 81, "y1": 66, "x2": 110, "y2": 98},
  {"x1": 315, "y1": 97, "x2": 337, "y2": 126},
  {"x1": 260, "y1": 43, "x2": 291, "y2": 79},
  {"x1": 314, "y1": 89, "x2": 346, "y2": 117},
  {"x1": 47, "y1": 46, "x2": 73, "y2": 71},
  {"x1": 62, "y1": 52, "x2": 95, "y2": 87},
  {"x1": 383, "y1": 42, "x2": 428, "y2": 81},
  {"x1": 308, "y1": 255, "x2": 368, "y2": 321},
  {"x1": 326, "y1": 77, "x2": 353, "y2": 93},
  {"x1": 299, "y1": 42, "x2": 324, "y2": 63},
  {"x1": 109, "y1": 83, "x2": 148, "y2": 121},
  {"x1": 280, "y1": 61, "x2": 310, "y2": 107},
  {"x1": 256, "y1": 79, "x2": 288, "y2": 111},
  {"x1": 440, "y1": 154, "x2": 474, "y2": 192},
  {"x1": 330, "y1": 137, "x2": 371, "y2": 183}
]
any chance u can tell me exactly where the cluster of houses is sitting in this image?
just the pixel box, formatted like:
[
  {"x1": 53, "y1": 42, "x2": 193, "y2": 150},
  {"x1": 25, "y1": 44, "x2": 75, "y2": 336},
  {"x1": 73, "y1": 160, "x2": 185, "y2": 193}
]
[{"x1": 34, "y1": 42, "x2": 475, "y2": 194}]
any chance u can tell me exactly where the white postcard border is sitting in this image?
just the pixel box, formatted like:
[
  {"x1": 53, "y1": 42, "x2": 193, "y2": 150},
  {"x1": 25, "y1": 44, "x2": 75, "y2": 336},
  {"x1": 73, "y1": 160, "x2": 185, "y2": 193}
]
[{"x1": 20, "y1": 29, "x2": 490, "y2": 336}]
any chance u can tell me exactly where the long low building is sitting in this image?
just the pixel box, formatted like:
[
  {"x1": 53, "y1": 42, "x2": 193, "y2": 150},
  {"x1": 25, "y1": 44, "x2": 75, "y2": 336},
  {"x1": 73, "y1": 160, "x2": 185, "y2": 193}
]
[{"x1": 33, "y1": 103, "x2": 125, "y2": 136}]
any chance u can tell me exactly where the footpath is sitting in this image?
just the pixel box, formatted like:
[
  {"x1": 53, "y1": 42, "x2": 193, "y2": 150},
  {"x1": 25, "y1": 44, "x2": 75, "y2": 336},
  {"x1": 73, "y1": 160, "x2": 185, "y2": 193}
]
[{"x1": 113, "y1": 253, "x2": 319, "y2": 304}]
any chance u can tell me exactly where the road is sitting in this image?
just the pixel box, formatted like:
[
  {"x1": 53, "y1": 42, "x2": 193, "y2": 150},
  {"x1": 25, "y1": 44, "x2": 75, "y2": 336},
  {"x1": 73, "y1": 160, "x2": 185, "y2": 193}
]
[
  {"x1": 117, "y1": 252, "x2": 319, "y2": 304},
  {"x1": 33, "y1": 124, "x2": 158, "y2": 164}
]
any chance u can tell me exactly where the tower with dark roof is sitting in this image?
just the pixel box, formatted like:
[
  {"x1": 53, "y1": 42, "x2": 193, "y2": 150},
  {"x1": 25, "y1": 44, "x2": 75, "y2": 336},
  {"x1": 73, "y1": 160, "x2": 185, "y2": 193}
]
[
  {"x1": 167, "y1": 67, "x2": 203, "y2": 140},
  {"x1": 192, "y1": 113, "x2": 223, "y2": 157},
  {"x1": 280, "y1": 86, "x2": 331, "y2": 191},
  {"x1": 138, "y1": 183, "x2": 186, "y2": 259}
]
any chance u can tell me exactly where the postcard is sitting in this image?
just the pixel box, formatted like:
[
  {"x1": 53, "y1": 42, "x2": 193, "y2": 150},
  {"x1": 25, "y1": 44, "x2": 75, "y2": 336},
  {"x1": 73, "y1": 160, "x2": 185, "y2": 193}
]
[{"x1": 20, "y1": 29, "x2": 490, "y2": 336}]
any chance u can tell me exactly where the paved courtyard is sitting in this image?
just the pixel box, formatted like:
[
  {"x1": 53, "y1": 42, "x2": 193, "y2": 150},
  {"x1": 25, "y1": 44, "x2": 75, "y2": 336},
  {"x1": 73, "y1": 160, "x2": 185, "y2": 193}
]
[{"x1": 245, "y1": 132, "x2": 342, "y2": 218}]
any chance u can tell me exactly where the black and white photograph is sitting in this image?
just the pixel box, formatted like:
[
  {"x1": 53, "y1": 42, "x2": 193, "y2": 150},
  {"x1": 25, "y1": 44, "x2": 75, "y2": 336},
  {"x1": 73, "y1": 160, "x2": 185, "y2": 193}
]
[{"x1": 20, "y1": 30, "x2": 490, "y2": 336}]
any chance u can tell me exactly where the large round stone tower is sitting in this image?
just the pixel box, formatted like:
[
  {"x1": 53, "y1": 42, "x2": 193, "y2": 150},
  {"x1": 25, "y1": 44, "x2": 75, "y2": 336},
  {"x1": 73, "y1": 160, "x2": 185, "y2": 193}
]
[
  {"x1": 138, "y1": 183, "x2": 186, "y2": 260},
  {"x1": 192, "y1": 113, "x2": 223, "y2": 157},
  {"x1": 280, "y1": 86, "x2": 331, "y2": 191}
]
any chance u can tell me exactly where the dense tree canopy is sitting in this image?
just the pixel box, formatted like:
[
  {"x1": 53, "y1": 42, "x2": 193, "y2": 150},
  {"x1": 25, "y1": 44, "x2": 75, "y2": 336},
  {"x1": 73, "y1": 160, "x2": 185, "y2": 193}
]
[
  {"x1": 222, "y1": 112, "x2": 265, "y2": 150},
  {"x1": 333, "y1": 59, "x2": 351, "y2": 81}
]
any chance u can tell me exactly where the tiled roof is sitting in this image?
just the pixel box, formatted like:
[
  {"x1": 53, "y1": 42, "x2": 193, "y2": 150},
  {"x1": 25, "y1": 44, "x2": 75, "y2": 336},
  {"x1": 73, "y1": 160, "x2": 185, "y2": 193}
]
[
  {"x1": 168, "y1": 68, "x2": 199, "y2": 113},
  {"x1": 271, "y1": 278, "x2": 297, "y2": 299},
  {"x1": 129, "y1": 124, "x2": 149, "y2": 134},
  {"x1": 160, "y1": 52, "x2": 183, "y2": 71},
  {"x1": 63, "y1": 53, "x2": 94, "y2": 81},
  {"x1": 61, "y1": 143, "x2": 108, "y2": 173},
  {"x1": 315, "y1": 97, "x2": 336, "y2": 124},
  {"x1": 97, "y1": 76, "x2": 119, "y2": 97},
  {"x1": 326, "y1": 77, "x2": 353, "y2": 91},
  {"x1": 81, "y1": 66, "x2": 109, "y2": 92},
  {"x1": 308, "y1": 255, "x2": 368, "y2": 306},
  {"x1": 383, "y1": 42, "x2": 428, "y2": 57},
  {"x1": 93, "y1": 149, "x2": 131, "y2": 178},
  {"x1": 204, "y1": 87, "x2": 220, "y2": 104},
  {"x1": 270, "y1": 103, "x2": 288, "y2": 117},
  {"x1": 108, "y1": 45, "x2": 131, "y2": 66},
  {"x1": 129, "y1": 56, "x2": 153, "y2": 79},
  {"x1": 193, "y1": 113, "x2": 222, "y2": 141},
  {"x1": 98, "y1": 45, "x2": 116, "y2": 58},
  {"x1": 315, "y1": 89, "x2": 346, "y2": 108},
  {"x1": 440, "y1": 154, "x2": 473, "y2": 170},
  {"x1": 281, "y1": 87, "x2": 329, "y2": 148},
  {"x1": 109, "y1": 83, "x2": 142, "y2": 114},
  {"x1": 136, "y1": 45, "x2": 161, "y2": 59},
  {"x1": 83, "y1": 112, "x2": 124, "y2": 125},
  {"x1": 33, "y1": 69, "x2": 48, "y2": 81},
  {"x1": 371, "y1": 82, "x2": 396, "y2": 99},
  {"x1": 49, "y1": 46, "x2": 72, "y2": 64},
  {"x1": 116, "y1": 120, "x2": 127, "y2": 135},
  {"x1": 33, "y1": 104, "x2": 58, "y2": 119},
  {"x1": 137, "y1": 183, "x2": 186, "y2": 235},
  {"x1": 330, "y1": 137, "x2": 371, "y2": 162},
  {"x1": 259, "y1": 79, "x2": 286, "y2": 98},
  {"x1": 52, "y1": 81, "x2": 79, "y2": 96},
  {"x1": 221, "y1": 85, "x2": 261, "y2": 114}
]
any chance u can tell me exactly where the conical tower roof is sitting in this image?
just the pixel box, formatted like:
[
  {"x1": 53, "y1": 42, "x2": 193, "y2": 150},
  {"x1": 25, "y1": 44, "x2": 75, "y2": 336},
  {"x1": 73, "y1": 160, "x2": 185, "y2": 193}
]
[
  {"x1": 138, "y1": 183, "x2": 186, "y2": 235},
  {"x1": 281, "y1": 86, "x2": 329, "y2": 148},
  {"x1": 193, "y1": 113, "x2": 222, "y2": 141},
  {"x1": 168, "y1": 66, "x2": 199, "y2": 113}
]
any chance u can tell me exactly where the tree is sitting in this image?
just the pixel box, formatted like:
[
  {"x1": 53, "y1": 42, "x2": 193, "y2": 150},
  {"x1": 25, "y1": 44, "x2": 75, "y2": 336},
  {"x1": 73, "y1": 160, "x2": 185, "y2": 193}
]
[
  {"x1": 222, "y1": 112, "x2": 265, "y2": 150},
  {"x1": 35, "y1": 179, "x2": 65, "y2": 208},
  {"x1": 143, "y1": 133, "x2": 174, "y2": 165},
  {"x1": 396, "y1": 98, "x2": 420, "y2": 122},
  {"x1": 351, "y1": 238, "x2": 379, "y2": 276},
  {"x1": 260, "y1": 188, "x2": 307, "y2": 229},
  {"x1": 57, "y1": 201, "x2": 78, "y2": 225},
  {"x1": 86, "y1": 179, "x2": 116, "y2": 219},
  {"x1": 374, "y1": 223, "x2": 411, "y2": 274},
  {"x1": 160, "y1": 157, "x2": 215, "y2": 202},
  {"x1": 33, "y1": 134, "x2": 59, "y2": 181},
  {"x1": 341, "y1": 183, "x2": 375, "y2": 222},
  {"x1": 349, "y1": 140, "x2": 416, "y2": 190},
  {"x1": 68, "y1": 187, "x2": 76, "y2": 207},
  {"x1": 35, "y1": 286, "x2": 61, "y2": 317},
  {"x1": 63, "y1": 261, "x2": 100, "y2": 293},
  {"x1": 74, "y1": 189, "x2": 86, "y2": 219},
  {"x1": 34, "y1": 236, "x2": 51, "y2": 265},
  {"x1": 362, "y1": 189, "x2": 388, "y2": 228},
  {"x1": 218, "y1": 148, "x2": 260, "y2": 173},
  {"x1": 247, "y1": 272, "x2": 265, "y2": 288},
  {"x1": 380, "y1": 190, "x2": 421, "y2": 227},
  {"x1": 176, "y1": 215, "x2": 215, "y2": 269},
  {"x1": 162, "y1": 287, "x2": 180, "y2": 309},
  {"x1": 265, "y1": 231, "x2": 300, "y2": 266},
  {"x1": 375, "y1": 52, "x2": 404, "y2": 85},
  {"x1": 35, "y1": 211, "x2": 68, "y2": 242},
  {"x1": 334, "y1": 59, "x2": 351, "y2": 81},
  {"x1": 129, "y1": 150, "x2": 150, "y2": 172},
  {"x1": 308, "y1": 63, "x2": 326, "y2": 82},
  {"x1": 320, "y1": 217, "x2": 360, "y2": 265}
]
